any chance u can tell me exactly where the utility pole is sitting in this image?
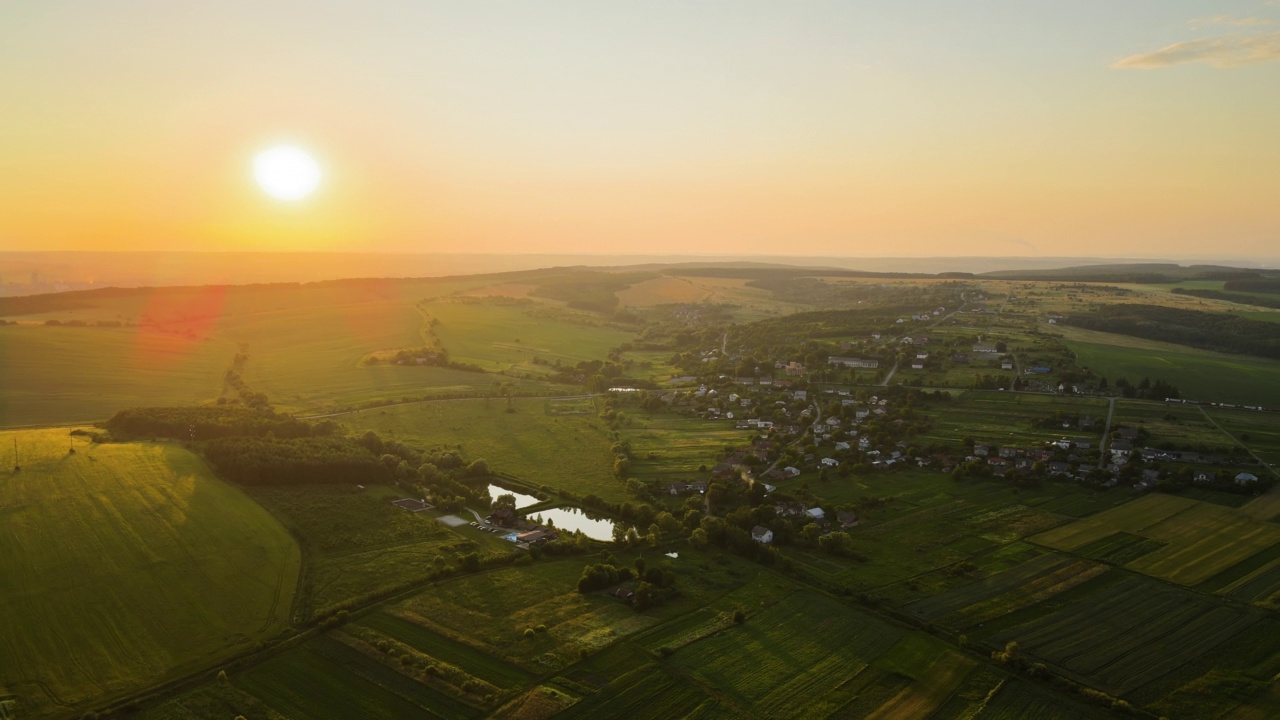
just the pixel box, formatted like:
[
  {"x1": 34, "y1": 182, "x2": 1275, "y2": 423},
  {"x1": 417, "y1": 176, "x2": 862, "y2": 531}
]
[{"x1": 13, "y1": 437, "x2": 19, "y2": 471}]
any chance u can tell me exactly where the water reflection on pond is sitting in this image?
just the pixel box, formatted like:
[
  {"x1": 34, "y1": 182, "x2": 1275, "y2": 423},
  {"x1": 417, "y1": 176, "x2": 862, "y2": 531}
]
[
  {"x1": 528, "y1": 507, "x2": 621, "y2": 541},
  {"x1": 486, "y1": 484, "x2": 539, "y2": 509}
]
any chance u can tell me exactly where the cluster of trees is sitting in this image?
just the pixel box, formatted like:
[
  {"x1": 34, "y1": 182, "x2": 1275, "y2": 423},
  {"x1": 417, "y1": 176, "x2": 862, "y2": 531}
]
[
  {"x1": 106, "y1": 406, "x2": 336, "y2": 440},
  {"x1": 222, "y1": 369, "x2": 271, "y2": 411},
  {"x1": 1064, "y1": 304, "x2": 1280, "y2": 359},
  {"x1": 576, "y1": 558, "x2": 676, "y2": 610},
  {"x1": 1223, "y1": 278, "x2": 1280, "y2": 294},
  {"x1": 1172, "y1": 288, "x2": 1280, "y2": 309},
  {"x1": 1111, "y1": 376, "x2": 1180, "y2": 400},
  {"x1": 576, "y1": 562, "x2": 634, "y2": 592},
  {"x1": 358, "y1": 430, "x2": 493, "y2": 510},
  {"x1": 204, "y1": 436, "x2": 391, "y2": 485}
]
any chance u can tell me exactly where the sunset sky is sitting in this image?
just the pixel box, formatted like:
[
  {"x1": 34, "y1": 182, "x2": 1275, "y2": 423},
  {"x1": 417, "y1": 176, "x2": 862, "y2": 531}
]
[{"x1": 2, "y1": 1, "x2": 1278, "y2": 260}]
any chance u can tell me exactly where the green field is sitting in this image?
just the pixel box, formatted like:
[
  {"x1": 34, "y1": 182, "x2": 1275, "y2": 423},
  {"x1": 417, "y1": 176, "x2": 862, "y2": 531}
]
[
  {"x1": 986, "y1": 574, "x2": 1262, "y2": 697},
  {"x1": 235, "y1": 634, "x2": 478, "y2": 720},
  {"x1": 242, "y1": 483, "x2": 504, "y2": 619},
  {"x1": 1058, "y1": 326, "x2": 1280, "y2": 406},
  {"x1": 917, "y1": 391, "x2": 1108, "y2": 450},
  {"x1": 0, "y1": 325, "x2": 233, "y2": 427},
  {"x1": 339, "y1": 396, "x2": 628, "y2": 502},
  {"x1": 0, "y1": 428, "x2": 299, "y2": 717},
  {"x1": 421, "y1": 300, "x2": 635, "y2": 371},
  {"x1": 624, "y1": 413, "x2": 754, "y2": 485}
]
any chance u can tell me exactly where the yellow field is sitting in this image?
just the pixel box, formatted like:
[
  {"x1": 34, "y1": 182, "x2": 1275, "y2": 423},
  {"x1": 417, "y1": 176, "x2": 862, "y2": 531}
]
[{"x1": 1032, "y1": 493, "x2": 1280, "y2": 586}]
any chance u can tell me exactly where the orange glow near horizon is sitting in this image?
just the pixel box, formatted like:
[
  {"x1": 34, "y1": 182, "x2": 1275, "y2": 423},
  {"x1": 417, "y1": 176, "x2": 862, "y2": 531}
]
[{"x1": 1, "y1": 2, "x2": 1277, "y2": 260}]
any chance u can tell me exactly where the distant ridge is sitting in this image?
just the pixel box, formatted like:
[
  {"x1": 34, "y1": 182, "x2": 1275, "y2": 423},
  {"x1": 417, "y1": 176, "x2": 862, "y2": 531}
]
[{"x1": 0, "y1": 251, "x2": 1276, "y2": 298}]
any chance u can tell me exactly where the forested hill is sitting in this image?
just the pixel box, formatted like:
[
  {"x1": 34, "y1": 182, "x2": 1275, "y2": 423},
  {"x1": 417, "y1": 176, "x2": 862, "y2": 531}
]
[{"x1": 1063, "y1": 304, "x2": 1280, "y2": 359}]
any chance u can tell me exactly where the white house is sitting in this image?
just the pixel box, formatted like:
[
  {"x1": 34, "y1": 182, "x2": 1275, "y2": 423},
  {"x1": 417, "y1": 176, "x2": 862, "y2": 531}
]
[
  {"x1": 751, "y1": 526, "x2": 774, "y2": 544},
  {"x1": 784, "y1": 466, "x2": 801, "y2": 477},
  {"x1": 1236, "y1": 472, "x2": 1259, "y2": 485},
  {"x1": 806, "y1": 507, "x2": 826, "y2": 521},
  {"x1": 820, "y1": 457, "x2": 839, "y2": 467}
]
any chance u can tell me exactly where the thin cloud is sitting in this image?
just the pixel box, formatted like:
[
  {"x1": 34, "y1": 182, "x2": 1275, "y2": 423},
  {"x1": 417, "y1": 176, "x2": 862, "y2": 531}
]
[
  {"x1": 1189, "y1": 15, "x2": 1274, "y2": 28},
  {"x1": 1113, "y1": 31, "x2": 1280, "y2": 68}
]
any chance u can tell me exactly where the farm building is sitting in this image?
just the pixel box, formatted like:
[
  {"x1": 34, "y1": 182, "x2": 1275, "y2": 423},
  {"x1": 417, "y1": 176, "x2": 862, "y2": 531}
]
[
  {"x1": 516, "y1": 530, "x2": 557, "y2": 545},
  {"x1": 751, "y1": 526, "x2": 774, "y2": 544}
]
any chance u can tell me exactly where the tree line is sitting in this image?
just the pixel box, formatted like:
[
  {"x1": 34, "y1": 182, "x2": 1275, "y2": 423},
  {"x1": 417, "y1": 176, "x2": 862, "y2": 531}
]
[{"x1": 1064, "y1": 304, "x2": 1280, "y2": 359}]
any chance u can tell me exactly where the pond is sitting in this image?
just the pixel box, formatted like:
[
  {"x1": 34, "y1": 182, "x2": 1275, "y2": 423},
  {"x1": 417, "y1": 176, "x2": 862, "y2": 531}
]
[
  {"x1": 527, "y1": 507, "x2": 622, "y2": 541},
  {"x1": 487, "y1": 484, "x2": 540, "y2": 509}
]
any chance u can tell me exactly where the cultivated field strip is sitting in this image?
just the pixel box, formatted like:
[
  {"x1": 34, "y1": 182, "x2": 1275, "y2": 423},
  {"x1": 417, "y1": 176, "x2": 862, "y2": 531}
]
[{"x1": 990, "y1": 576, "x2": 1262, "y2": 695}]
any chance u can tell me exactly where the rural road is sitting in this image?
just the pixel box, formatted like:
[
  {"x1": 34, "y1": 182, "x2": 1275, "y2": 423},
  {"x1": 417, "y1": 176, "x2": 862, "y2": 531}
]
[
  {"x1": 1199, "y1": 406, "x2": 1277, "y2": 478},
  {"x1": 878, "y1": 359, "x2": 900, "y2": 387},
  {"x1": 300, "y1": 393, "x2": 600, "y2": 420},
  {"x1": 1097, "y1": 397, "x2": 1116, "y2": 469}
]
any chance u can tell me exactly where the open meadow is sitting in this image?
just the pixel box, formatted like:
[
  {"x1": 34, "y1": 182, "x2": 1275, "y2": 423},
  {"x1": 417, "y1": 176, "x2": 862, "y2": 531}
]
[
  {"x1": 0, "y1": 325, "x2": 233, "y2": 427},
  {"x1": 1056, "y1": 325, "x2": 1280, "y2": 407},
  {"x1": 0, "y1": 428, "x2": 299, "y2": 718},
  {"x1": 338, "y1": 396, "x2": 628, "y2": 502}
]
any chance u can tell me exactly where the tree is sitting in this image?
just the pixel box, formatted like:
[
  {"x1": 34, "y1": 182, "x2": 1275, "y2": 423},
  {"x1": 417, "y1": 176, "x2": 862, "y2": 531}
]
[
  {"x1": 493, "y1": 493, "x2": 517, "y2": 514},
  {"x1": 467, "y1": 458, "x2": 489, "y2": 476}
]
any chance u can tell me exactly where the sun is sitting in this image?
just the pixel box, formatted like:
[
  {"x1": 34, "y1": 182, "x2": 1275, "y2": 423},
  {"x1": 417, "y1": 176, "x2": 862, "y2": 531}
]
[{"x1": 253, "y1": 145, "x2": 321, "y2": 201}]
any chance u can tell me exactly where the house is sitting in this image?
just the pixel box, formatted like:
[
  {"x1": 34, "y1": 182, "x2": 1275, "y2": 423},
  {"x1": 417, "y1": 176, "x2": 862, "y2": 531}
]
[
  {"x1": 952, "y1": 353, "x2": 971, "y2": 364},
  {"x1": 806, "y1": 507, "x2": 826, "y2": 521},
  {"x1": 973, "y1": 444, "x2": 989, "y2": 457},
  {"x1": 609, "y1": 587, "x2": 635, "y2": 601},
  {"x1": 794, "y1": 390, "x2": 807, "y2": 400},
  {"x1": 1048, "y1": 462, "x2": 1072, "y2": 476},
  {"x1": 667, "y1": 481, "x2": 708, "y2": 495},
  {"x1": 1073, "y1": 438, "x2": 1092, "y2": 450},
  {"x1": 973, "y1": 344, "x2": 999, "y2": 354},
  {"x1": 835, "y1": 441, "x2": 851, "y2": 451},
  {"x1": 998, "y1": 447, "x2": 1019, "y2": 459},
  {"x1": 1236, "y1": 472, "x2": 1259, "y2": 485},
  {"x1": 820, "y1": 457, "x2": 839, "y2": 468},
  {"x1": 916, "y1": 352, "x2": 929, "y2": 360},
  {"x1": 1194, "y1": 471, "x2": 1213, "y2": 484},
  {"x1": 836, "y1": 511, "x2": 860, "y2": 528},
  {"x1": 1001, "y1": 358, "x2": 1014, "y2": 370},
  {"x1": 911, "y1": 362, "x2": 924, "y2": 370},
  {"x1": 751, "y1": 526, "x2": 774, "y2": 544},
  {"x1": 784, "y1": 466, "x2": 801, "y2": 477},
  {"x1": 1119, "y1": 428, "x2": 1139, "y2": 441},
  {"x1": 392, "y1": 498, "x2": 433, "y2": 513},
  {"x1": 785, "y1": 361, "x2": 805, "y2": 376},
  {"x1": 830, "y1": 357, "x2": 880, "y2": 369},
  {"x1": 855, "y1": 409, "x2": 870, "y2": 420}
]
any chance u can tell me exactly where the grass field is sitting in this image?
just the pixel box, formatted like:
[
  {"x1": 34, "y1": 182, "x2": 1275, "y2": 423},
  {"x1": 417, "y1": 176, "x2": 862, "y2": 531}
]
[
  {"x1": 624, "y1": 413, "x2": 754, "y2": 485},
  {"x1": 422, "y1": 300, "x2": 635, "y2": 371},
  {"x1": 0, "y1": 325, "x2": 233, "y2": 426},
  {"x1": 242, "y1": 483, "x2": 502, "y2": 619},
  {"x1": 1057, "y1": 326, "x2": 1280, "y2": 406},
  {"x1": 0, "y1": 428, "x2": 299, "y2": 717},
  {"x1": 339, "y1": 396, "x2": 628, "y2": 502}
]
